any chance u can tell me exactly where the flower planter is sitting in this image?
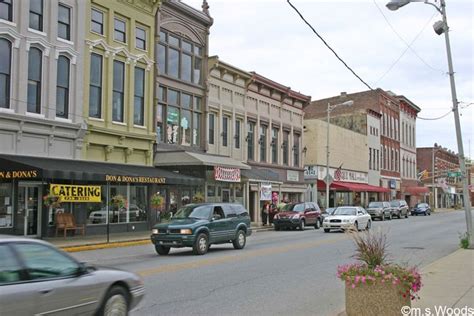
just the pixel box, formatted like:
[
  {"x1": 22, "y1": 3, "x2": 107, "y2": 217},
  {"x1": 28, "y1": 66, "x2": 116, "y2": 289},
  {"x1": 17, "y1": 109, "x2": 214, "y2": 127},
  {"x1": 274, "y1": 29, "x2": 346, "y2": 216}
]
[{"x1": 345, "y1": 281, "x2": 410, "y2": 316}]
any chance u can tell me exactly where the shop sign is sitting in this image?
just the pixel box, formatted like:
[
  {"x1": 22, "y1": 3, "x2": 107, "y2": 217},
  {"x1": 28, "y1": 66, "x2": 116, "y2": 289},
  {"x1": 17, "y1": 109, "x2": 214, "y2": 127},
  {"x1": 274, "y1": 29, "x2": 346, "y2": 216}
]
[
  {"x1": 50, "y1": 184, "x2": 101, "y2": 202},
  {"x1": 105, "y1": 175, "x2": 166, "y2": 184},
  {"x1": 214, "y1": 166, "x2": 240, "y2": 182},
  {"x1": 0, "y1": 170, "x2": 39, "y2": 179},
  {"x1": 287, "y1": 170, "x2": 300, "y2": 182},
  {"x1": 304, "y1": 165, "x2": 317, "y2": 179},
  {"x1": 260, "y1": 184, "x2": 272, "y2": 201},
  {"x1": 317, "y1": 166, "x2": 368, "y2": 183},
  {"x1": 389, "y1": 179, "x2": 396, "y2": 189}
]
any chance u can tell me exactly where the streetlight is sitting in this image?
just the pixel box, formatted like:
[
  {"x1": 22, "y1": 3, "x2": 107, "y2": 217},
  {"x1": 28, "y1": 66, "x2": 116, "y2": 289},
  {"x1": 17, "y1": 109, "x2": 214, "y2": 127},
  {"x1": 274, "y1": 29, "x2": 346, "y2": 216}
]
[
  {"x1": 326, "y1": 100, "x2": 354, "y2": 209},
  {"x1": 386, "y1": 0, "x2": 473, "y2": 246}
]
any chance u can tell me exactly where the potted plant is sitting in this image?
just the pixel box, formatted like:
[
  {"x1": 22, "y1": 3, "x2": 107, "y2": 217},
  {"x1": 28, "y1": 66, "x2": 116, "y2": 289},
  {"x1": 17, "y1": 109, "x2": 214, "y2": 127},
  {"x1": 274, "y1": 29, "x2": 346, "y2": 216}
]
[
  {"x1": 192, "y1": 191, "x2": 205, "y2": 203},
  {"x1": 43, "y1": 193, "x2": 61, "y2": 209},
  {"x1": 150, "y1": 192, "x2": 164, "y2": 209},
  {"x1": 110, "y1": 194, "x2": 126, "y2": 209},
  {"x1": 337, "y1": 230, "x2": 422, "y2": 316}
]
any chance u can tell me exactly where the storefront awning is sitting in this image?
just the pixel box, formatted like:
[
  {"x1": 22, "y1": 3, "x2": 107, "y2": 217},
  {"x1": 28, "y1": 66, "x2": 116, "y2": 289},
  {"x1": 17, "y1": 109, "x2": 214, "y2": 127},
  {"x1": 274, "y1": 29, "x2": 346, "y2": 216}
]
[
  {"x1": 0, "y1": 154, "x2": 203, "y2": 185},
  {"x1": 404, "y1": 186, "x2": 430, "y2": 195},
  {"x1": 317, "y1": 180, "x2": 390, "y2": 193},
  {"x1": 154, "y1": 151, "x2": 250, "y2": 170},
  {"x1": 241, "y1": 167, "x2": 282, "y2": 183}
]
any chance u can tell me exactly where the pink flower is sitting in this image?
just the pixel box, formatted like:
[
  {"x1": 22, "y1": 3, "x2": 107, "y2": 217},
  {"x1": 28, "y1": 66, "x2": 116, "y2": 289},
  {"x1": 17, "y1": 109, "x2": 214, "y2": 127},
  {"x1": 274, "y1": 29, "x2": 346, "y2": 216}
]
[{"x1": 352, "y1": 284, "x2": 356, "y2": 289}]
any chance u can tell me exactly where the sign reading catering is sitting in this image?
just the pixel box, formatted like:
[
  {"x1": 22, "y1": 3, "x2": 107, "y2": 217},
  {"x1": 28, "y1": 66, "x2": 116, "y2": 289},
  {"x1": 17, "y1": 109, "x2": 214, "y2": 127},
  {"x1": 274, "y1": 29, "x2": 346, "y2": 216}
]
[
  {"x1": 214, "y1": 166, "x2": 241, "y2": 182},
  {"x1": 50, "y1": 184, "x2": 101, "y2": 202},
  {"x1": 105, "y1": 175, "x2": 166, "y2": 184},
  {"x1": 0, "y1": 170, "x2": 39, "y2": 179}
]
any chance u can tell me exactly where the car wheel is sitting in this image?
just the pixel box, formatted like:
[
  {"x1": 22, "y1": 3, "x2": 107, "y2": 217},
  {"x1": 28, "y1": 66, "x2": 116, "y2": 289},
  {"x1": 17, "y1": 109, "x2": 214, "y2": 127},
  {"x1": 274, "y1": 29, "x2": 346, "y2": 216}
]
[
  {"x1": 366, "y1": 220, "x2": 371, "y2": 230},
  {"x1": 388, "y1": 213, "x2": 392, "y2": 220},
  {"x1": 424, "y1": 212, "x2": 427, "y2": 216},
  {"x1": 155, "y1": 245, "x2": 170, "y2": 255},
  {"x1": 232, "y1": 230, "x2": 246, "y2": 250},
  {"x1": 274, "y1": 225, "x2": 280, "y2": 231},
  {"x1": 428, "y1": 212, "x2": 431, "y2": 216},
  {"x1": 99, "y1": 286, "x2": 129, "y2": 316},
  {"x1": 354, "y1": 221, "x2": 359, "y2": 231},
  {"x1": 193, "y1": 233, "x2": 209, "y2": 255},
  {"x1": 324, "y1": 228, "x2": 330, "y2": 233},
  {"x1": 314, "y1": 220, "x2": 320, "y2": 230},
  {"x1": 405, "y1": 212, "x2": 408, "y2": 218},
  {"x1": 299, "y1": 220, "x2": 305, "y2": 231}
]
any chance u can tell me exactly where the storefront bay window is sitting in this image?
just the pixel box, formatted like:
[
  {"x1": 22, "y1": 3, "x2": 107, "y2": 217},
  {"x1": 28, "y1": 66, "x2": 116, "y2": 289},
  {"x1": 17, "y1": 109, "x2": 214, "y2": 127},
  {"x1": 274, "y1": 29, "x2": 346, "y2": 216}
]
[{"x1": 158, "y1": 86, "x2": 201, "y2": 146}]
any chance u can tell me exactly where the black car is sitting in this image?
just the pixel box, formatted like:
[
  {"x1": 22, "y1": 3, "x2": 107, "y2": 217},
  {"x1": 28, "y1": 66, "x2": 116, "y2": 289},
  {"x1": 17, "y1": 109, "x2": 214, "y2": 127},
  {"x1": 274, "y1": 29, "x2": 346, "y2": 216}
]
[
  {"x1": 151, "y1": 203, "x2": 252, "y2": 255},
  {"x1": 390, "y1": 200, "x2": 409, "y2": 219},
  {"x1": 411, "y1": 203, "x2": 431, "y2": 216}
]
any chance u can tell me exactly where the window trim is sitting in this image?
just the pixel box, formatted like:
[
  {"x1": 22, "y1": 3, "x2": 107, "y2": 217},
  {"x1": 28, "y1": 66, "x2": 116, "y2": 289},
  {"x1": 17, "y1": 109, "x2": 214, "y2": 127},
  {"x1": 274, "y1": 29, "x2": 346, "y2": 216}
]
[
  {"x1": 0, "y1": 0, "x2": 13, "y2": 22},
  {"x1": 112, "y1": 60, "x2": 125, "y2": 123},
  {"x1": 27, "y1": 47, "x2": 43, "y2": 114},
  {"x1": 135, "y1": 26, "x2": 147, "y2": 51},
  {"x1": 114, "y1": 17, "x2": 127, "y2": 43},
  {"x1": 0, "y1": 38, "x2": 12, "y2": 109},
  {"x1": 91, "y1": 8, "x2": 104, "y2": 35},
  {"x1": 89, "y1": 53, "x2": 103, "y2": 118}
]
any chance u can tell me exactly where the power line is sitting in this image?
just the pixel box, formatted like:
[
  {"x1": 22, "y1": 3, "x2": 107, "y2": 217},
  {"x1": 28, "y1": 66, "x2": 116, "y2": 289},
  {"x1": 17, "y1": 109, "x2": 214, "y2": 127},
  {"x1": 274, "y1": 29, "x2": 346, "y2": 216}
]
[
  {"x1": 418, "y1": 109, "x2": 452, "y2": 120},
  {"x1": 286, "y1": 0, "x2": 374, "y2": 91}
]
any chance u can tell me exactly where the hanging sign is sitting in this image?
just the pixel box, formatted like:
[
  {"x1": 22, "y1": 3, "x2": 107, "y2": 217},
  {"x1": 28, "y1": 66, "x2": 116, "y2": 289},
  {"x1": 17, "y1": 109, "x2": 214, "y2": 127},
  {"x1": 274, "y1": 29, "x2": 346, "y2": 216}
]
[
  {"x1": 260, "y1": 184, "x2": 272, "y2": 201},
  {"x1": 214, "y1": 166, "x2": 241, "y2": 182}
]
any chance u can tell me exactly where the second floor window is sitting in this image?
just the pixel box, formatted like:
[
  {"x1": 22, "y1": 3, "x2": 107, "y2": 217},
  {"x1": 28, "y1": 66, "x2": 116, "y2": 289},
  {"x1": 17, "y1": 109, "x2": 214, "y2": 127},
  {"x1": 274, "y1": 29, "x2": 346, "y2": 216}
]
[
  {"x1": 209, "y1": 113, "x2": 215, "y2": 145},
  {"x1": 222, "y1": 116, "x2": 228, "y2": 147},
  {"x1": 283, "y1": 131, "x2": 289, "y2": 165},
  {"x1": 293, "y1": 134, "x2": 300, "y2": 167},
  {"x1": 158, "y1": 30, "x2": 203, "y2": 85},
  {"x1": 114, "y1": 18, "x2": 126, "y2": 43},
  {"x1": 58, "y1": 4, "x2": 71, "y2": 40},
  {"x1": 29, "y1": 0, "x2": 43, "y2": 31},
  {"x1": 259, "y1": 125, "x2": 267, "y2": 162},
  {"x1": 0, "y1": 39, "x2": 11, "y2": 109},
  {"x1": 89, "y1": 53, "x2": 102, "y2": 118},
  {"x1": 134, "y1": 67, "x2": 145, "y2": 126},
  {"x1": 235, "y1": 120, "x2": 241, "y2": 149},
  {"x1": 271, "y1": 127, "x2": 278, "y2": 164},
  {"x1": 27, "y1": 48, "x2": 42, "y2": 113},
  {"x1": 0, "y1": 0, "x2": 13, "y2": 22},
  {"x1": 136, "y1": 27, "x2": 146, "y2": 50},
  {"x1": 56, "y1": 56, "x2": 70, "y2": 118},
  {"x1": 112, "y1": 60, "x2": 125, "y2": 122},
  {"x1": 91, "y1": 9, "x2": 104, "y2": 35},
  {"x1": 247, "y1": 121, "x2": 255, "y2": 161}
]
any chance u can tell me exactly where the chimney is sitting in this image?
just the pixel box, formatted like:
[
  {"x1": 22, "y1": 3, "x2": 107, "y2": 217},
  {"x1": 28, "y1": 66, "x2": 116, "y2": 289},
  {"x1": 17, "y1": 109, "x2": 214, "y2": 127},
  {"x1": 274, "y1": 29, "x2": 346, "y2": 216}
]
[{"x1": 340, "y1": 92, "x2": 347, "y2": 98}]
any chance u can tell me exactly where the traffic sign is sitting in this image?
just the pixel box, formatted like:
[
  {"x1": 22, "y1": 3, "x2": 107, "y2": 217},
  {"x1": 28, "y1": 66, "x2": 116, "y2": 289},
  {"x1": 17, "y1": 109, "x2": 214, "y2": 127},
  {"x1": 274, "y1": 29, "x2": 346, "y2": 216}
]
[
  {"x1": 324, "y1": 174, "x2": 333, "y2": 185},
  {"x1": 447, "y1": 171, "x2": 461, "y2": 177}
]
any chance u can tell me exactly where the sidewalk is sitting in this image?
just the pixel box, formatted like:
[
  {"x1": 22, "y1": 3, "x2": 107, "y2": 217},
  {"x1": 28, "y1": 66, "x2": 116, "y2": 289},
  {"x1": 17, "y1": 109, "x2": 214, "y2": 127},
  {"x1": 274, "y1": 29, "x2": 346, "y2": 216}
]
[
  {"x1": 48, "y1": 223, "x2": 274, "y2": 252},
  {"x1": 413, "y1": 248, "x2": 474, "y2": 310}
]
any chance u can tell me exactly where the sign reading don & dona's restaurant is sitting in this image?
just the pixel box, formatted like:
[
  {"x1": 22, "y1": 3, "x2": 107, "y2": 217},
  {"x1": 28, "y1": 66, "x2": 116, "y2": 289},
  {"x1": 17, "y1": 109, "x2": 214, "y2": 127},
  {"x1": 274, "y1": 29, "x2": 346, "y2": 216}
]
[
  {"x1": 50, "y1": 184, "x2": 101, "y2": 203},
  {"x1": 105, "y1": 175, "x2": 166, "y2": 184}
]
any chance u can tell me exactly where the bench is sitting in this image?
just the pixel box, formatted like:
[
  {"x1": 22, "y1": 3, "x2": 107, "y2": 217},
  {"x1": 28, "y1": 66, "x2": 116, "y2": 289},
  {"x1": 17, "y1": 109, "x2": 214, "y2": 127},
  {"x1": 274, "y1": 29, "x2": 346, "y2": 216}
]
[{"x1": 55, "y1": 212, "x2": 85, "y2": 238}]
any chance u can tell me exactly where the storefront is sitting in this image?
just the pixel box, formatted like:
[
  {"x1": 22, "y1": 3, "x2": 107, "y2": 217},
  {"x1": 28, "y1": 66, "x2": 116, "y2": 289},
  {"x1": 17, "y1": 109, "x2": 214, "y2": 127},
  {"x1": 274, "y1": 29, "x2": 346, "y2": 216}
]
[{"x1": 0, "y1": 154, "x2": 202, "y2": 238}]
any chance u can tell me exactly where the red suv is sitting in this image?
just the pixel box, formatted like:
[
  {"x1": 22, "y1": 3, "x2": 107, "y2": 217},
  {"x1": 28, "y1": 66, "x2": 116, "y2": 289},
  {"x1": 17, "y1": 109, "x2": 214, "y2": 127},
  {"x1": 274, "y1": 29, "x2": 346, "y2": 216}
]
[{"x1": 273, "y1": 202, "x2": 321, "y2": 231}]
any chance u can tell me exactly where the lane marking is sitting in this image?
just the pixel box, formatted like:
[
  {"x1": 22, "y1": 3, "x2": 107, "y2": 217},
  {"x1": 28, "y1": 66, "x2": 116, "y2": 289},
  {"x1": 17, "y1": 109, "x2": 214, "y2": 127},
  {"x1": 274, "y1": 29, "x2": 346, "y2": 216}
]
[{"x1": 138, "y1": 235, "x2": 348, "y2": 277}]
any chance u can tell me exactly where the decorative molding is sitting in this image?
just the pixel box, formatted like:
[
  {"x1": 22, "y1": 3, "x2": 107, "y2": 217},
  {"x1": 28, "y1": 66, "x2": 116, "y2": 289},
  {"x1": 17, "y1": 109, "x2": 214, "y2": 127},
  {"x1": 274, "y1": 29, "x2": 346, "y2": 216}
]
[
  {"x1": 26, "y1": 37, "x2": 51, "y2": 56},
  {"x1": 0, "y1": 26, "x2": 22, "y2": 48},
  {"x1": 55, "y1": 46, "x2": 78, "y2": 64}
]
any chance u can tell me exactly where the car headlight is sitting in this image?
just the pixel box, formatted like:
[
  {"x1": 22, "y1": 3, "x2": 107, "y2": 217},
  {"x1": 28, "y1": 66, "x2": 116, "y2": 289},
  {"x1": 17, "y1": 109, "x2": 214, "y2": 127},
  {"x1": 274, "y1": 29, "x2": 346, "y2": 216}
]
[
  {"x1": 343, "y1": 219, "x2": 351, "y2": 223},
  {"x1": 152, "y1": 228, "x2": 159, "y2": 234},
  {"x1": 180, "y1": 229, "x2": 192, "y2": 235},
  {"x1": 324, "y1": 218, "x2": 329, "y2": 222}
]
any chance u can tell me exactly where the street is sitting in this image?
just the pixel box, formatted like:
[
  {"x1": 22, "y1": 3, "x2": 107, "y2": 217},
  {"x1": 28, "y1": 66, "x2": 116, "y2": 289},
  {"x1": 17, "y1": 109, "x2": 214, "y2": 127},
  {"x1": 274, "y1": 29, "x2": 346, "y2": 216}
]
[{"x1": 73, "y1": 211, "x2": 466, "y2": 316}]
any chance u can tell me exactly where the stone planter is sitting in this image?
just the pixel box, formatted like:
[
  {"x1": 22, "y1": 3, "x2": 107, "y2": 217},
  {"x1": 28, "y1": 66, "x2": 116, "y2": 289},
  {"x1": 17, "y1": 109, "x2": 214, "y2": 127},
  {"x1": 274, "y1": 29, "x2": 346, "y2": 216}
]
[{"x1": 345, "y1": 282, "x2": 410, "y2": 316}]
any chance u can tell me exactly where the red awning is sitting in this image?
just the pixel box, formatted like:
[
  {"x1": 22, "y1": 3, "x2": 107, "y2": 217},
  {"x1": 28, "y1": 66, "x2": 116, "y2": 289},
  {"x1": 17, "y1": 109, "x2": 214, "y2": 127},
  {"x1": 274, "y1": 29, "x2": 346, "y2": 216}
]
[
  {"x1": 404, "y1": 186, "x2": 429, "y2": 195},
  {"x1": 317, "y1": 180, "x2": 390, "y2": 193}
]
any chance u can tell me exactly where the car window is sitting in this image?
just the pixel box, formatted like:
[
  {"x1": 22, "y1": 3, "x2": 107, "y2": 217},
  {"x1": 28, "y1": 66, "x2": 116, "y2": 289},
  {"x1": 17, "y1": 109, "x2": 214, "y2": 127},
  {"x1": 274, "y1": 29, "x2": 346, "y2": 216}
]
[
  {"x1": 313, "y1": 203, "x2": 321, "y2": 212},
  {"x1": 13, "y1": 243, "x2": 79, "y2": 280},
  {"x1": 222, "y1": 205, "x2": 236, "y2": 218},
  {"x1": 213, "y1": 206, "x2": 225, "y2": 219},
  {"x1": 0, "y1": 245, "x2": 22, "y2": 284},
  {"x1": 334, "y1": 207, "x2": 356, "y2": 216},
  {"x1": 174, "y1": 205, "x2": 212, "y2": 219},
  {"x1": 231, "y1": 204, "x2": 249, "y2": 217},
  {"x1": 390, "y1": 201, "x2": 400, "y2": 207},
  {"x1": 293, "y1": 204, "x2": 305, "y2": 212}
]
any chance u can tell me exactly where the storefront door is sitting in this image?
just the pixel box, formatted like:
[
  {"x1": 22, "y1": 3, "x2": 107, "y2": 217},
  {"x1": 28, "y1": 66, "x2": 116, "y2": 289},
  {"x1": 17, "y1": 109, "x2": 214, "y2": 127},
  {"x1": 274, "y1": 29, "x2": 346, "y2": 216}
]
[
  {"x1": 222, "y1": 189, "x2": 230, "y2": 203},
  {"x1": 16, "y1": 185, "x2": 41, "y2": 236}
]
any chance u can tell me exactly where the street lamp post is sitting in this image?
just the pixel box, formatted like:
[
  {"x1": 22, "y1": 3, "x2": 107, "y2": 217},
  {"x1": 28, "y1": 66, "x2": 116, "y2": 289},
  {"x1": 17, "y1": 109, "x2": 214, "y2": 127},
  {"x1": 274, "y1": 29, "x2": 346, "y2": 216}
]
[
  {"x1": 387, "y1": 0, "x2": 473, "y2": 246},
  {"x1": 326, "y1": 100, "x2": 353, "y2": 209}
]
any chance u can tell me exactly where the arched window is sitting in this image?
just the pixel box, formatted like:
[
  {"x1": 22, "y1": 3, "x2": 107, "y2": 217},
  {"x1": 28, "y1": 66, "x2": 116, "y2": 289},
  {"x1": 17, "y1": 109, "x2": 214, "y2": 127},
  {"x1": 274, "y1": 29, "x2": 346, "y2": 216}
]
[
  {"x1": 0, "y1": 38, "x2": 12, "y2": 109},
  {"x1": 56, "y1": 56, "x2": 70, "y2": 118},
  {"x1": 27, "y1": 47, "x2": 42, "y2": 113}
]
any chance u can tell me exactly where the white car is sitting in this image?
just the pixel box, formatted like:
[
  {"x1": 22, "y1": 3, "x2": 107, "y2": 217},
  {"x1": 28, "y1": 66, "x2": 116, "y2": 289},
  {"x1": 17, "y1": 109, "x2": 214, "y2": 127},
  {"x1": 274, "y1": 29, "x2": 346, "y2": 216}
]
[{"x1": 323, "y1": 206, "x2": 371, "y2": 232}]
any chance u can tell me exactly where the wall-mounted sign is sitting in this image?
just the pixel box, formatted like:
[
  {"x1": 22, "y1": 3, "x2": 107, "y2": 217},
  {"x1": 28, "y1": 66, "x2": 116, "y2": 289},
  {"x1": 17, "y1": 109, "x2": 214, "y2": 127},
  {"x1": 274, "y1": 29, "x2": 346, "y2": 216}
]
[
  {"x1": 389, "y1": 179, "x2": 396, "y2": 189},
  {"x1": 50, "y1": 184, "x2": 101, "y2": 202},
  {"x1": 287, "y1": 170, "x2": 300, "y2": 182},
  {"x1": 0, "y1": 170, "x2": 39, "y2": 179},
  {"x1": 260, "y1": 184, "x2": 272, "y2": 201},
  {"x1": 317, "y1": 166, "x2": 368, "y2": 183},
  {"x1": 304, "y1": 166, "x2": 317, "y2": 179},
  {"x1": 105, "y1": 175, "x2": 166, "y2": 184},
  {"x1": 214, "y1": 166, "x2": 241, "y2": 182}
]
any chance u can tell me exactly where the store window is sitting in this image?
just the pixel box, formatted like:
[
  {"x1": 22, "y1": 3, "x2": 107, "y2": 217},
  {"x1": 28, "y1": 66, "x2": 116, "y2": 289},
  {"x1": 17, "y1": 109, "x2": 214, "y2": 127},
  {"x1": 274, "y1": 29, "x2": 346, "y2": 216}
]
[{"x1": 0, "y1": 183, "x2": 13, "y2": 228}]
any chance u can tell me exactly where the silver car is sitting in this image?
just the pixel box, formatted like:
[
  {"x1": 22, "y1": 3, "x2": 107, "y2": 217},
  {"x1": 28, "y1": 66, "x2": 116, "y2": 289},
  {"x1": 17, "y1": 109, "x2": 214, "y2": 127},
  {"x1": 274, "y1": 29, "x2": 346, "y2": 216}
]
[{"x1": 0, "y1": 236, "x2": 144, "y2": 316}]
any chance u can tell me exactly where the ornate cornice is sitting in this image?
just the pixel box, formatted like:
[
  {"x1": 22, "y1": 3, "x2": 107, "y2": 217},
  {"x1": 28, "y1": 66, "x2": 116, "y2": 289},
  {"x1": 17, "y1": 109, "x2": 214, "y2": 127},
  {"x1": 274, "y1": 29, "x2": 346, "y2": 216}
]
[{"x1": 117, "y1": 0, "x2": 161, "y2": 16}]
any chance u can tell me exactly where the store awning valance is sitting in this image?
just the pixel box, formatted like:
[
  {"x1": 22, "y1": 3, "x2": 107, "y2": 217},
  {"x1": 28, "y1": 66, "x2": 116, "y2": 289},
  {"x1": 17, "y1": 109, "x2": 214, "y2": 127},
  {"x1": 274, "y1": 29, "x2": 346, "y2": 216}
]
[
  {"x1": 241, "y1": 167, "x2": 282, "y2": 183},
  {"x1": 0, "y1": 154, "x2": 203, "y2": 185},
  {"x1": 405, "y1": 186, "x2": 430, "y2": 195},
  {"x1": 317, "y1": 180, "x2": 390, "y2": 193},
  {"x1": 154, "y1": 151, "x2": 250, "y2": 170}
]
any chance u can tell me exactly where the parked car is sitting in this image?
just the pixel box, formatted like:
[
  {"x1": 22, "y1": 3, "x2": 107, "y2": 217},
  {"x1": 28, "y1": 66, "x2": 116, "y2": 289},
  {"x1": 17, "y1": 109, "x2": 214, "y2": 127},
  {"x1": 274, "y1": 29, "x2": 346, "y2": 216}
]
[
  {"x1": 390, "y1": 200, "x2": 409, "y2": 219},
  {"x1": 320, "y1": 207, "x2": 337, "y2": 224},
  {"x1": 273, "y1": 202, "x2": 321, "y2": 231},
  {"x1": 411, "y1": 203, "x2": 431, "y2": 216},
  {"x1": 322, "y1": 206, "x2": 371, "y2": 232},
  {"x1": 0, "y1": 236, "x2": 144, "y2": 316},
  {"x1": 366, "y1": 201, "x2": 393, "y2": 221},
  {"x1": 150, "y1": 203, "x2": 252, "y2": 255}
]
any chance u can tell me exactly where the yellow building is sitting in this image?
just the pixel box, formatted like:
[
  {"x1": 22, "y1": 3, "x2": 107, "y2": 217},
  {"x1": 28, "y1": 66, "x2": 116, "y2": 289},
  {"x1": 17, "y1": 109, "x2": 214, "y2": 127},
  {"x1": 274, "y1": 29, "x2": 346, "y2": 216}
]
[{"x1": 83, "y1": 0, "x2": 159, "y2": 165}]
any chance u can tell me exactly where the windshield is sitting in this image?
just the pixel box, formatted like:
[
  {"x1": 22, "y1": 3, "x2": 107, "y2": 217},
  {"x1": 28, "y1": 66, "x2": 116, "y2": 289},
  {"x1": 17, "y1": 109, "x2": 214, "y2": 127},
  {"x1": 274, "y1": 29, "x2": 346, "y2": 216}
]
[
  {"x1": 369, "y1": 202, "x2": 383, "y2": 208},
  {"x1": 173, "y1": 205, "x2": 211, "y2": 220},
  {"x1": 415, "y1": 203, "x2": 427, "y2": 208},
  {"x1": 390, "y1": 201, "x2": 400, "y2": 207},
  {"x1": 326, "y1": 207, "x2": 336, "y2": 215},
  {"x1": 282, "y1": 203, "x2": 305, "y2": 212},
  {"x1": 333, "y1": 207, "x2": 356, "y2": 216}
]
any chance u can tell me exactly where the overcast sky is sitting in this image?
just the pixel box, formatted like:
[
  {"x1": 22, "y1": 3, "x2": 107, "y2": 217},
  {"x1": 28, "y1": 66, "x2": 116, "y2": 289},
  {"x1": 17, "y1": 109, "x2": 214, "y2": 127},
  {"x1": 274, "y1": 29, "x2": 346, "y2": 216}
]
[{"x1": 186, "y1": 0, "x2": 473, "y2": 156}]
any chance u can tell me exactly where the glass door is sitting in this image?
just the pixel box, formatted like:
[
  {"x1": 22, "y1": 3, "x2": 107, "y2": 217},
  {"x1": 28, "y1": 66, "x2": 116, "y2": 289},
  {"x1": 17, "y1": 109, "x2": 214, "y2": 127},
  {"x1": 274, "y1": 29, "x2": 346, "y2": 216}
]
[{"x1": 16, "y1": 185, "x2": 40, "y2": 236}]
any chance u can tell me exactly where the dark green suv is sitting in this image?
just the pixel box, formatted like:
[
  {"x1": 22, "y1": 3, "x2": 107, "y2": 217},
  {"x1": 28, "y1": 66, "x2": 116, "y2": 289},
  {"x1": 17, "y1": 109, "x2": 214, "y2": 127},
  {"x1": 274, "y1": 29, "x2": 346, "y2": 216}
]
[{"x1": 150, "y1": 203, "x2": 252, "y2": 255}]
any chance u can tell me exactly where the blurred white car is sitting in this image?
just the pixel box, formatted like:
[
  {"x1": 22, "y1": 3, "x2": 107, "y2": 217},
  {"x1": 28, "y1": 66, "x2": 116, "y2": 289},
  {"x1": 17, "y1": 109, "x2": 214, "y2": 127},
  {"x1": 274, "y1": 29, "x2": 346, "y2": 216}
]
[{"x1": 323, "y1": 206, "x2": 371, "y2": 232}]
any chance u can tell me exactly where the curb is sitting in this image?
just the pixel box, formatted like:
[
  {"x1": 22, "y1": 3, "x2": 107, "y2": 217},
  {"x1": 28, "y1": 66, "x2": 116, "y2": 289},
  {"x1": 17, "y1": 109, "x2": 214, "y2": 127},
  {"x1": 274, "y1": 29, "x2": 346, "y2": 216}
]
[{"x1": 60, "y1": 227, "x2": 274, "y2": 252}]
